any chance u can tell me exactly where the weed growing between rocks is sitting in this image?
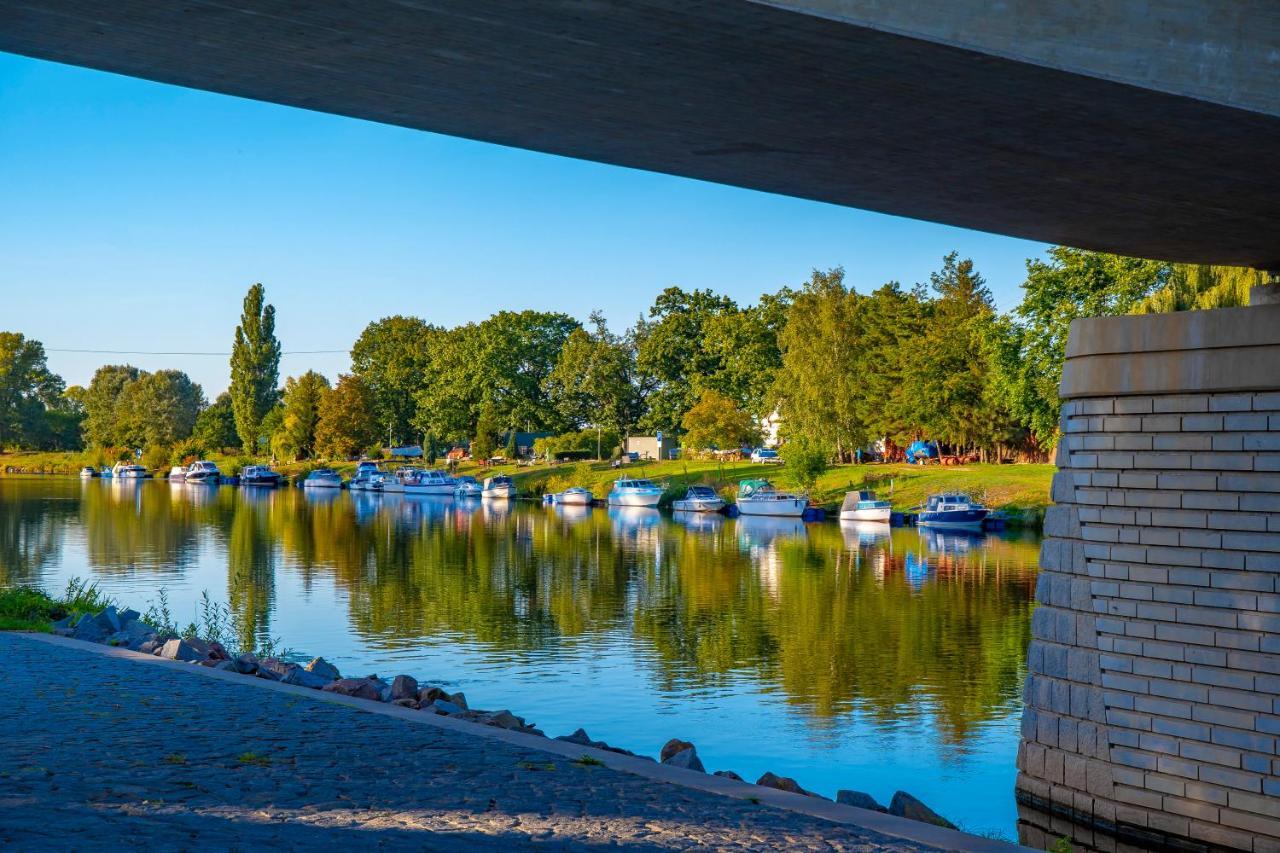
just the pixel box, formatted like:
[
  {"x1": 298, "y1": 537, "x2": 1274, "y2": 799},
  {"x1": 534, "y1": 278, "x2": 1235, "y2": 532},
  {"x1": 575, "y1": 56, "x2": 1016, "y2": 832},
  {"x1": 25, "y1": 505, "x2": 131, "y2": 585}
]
[{"x1": 0, "y1": 577, "x2": 113, "y2": 631}]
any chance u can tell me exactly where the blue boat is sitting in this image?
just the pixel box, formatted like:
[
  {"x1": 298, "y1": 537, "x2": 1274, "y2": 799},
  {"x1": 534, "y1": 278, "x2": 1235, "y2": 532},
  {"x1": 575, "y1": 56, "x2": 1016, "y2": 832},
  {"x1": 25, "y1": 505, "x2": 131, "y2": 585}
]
[{"x1": 917, "y1": 492, "x2": 989, "y2": 530}]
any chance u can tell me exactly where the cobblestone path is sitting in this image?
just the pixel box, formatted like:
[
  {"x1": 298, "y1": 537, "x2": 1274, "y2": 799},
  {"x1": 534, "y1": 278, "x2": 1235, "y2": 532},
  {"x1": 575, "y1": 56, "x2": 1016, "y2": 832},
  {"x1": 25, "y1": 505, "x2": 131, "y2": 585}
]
[{"x1": 0, "y1": 633, "x2": 940, "y2": 851}]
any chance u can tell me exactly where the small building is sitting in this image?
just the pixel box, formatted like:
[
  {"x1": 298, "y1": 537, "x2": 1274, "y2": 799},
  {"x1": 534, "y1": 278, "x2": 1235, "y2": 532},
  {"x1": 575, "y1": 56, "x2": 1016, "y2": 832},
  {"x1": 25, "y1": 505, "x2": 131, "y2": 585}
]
[
  {"x1": 498, "y1": 431, "x2": 554, "y2": 458},
  {"x1": 759, "y1": 409, "x2": 782, "y2": 448},
  {"x1": 624, "y1": 435, "x2": 679, "y2": 461},
  {"x1": 388, "y1": 445, "x2": 423, "y2": 458},
  {"x1": 445, "y1": 447, "x2": 469, "y2": 462}
]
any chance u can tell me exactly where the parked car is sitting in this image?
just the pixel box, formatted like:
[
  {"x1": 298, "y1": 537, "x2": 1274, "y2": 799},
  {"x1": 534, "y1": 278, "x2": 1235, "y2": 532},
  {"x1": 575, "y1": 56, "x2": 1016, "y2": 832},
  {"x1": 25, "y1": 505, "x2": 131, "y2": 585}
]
[{"x1": 750, "y1": 448, "x2": 783, "y2": 464}]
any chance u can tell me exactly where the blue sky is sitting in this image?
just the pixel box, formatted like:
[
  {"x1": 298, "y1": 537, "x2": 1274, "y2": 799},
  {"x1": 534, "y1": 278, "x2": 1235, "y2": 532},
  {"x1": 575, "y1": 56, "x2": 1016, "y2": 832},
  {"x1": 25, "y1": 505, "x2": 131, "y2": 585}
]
[{"x1": 0, "y1": 52, "x2": 1049, "y2": 396}]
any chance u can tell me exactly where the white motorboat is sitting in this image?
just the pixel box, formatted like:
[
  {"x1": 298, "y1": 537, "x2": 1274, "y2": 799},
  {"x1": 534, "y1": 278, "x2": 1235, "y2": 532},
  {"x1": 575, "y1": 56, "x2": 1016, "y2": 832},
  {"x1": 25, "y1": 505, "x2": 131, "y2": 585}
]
[
  {"x1": 303, "y1": 468, "x2": 344, "y2": 489},
  {"x1": 239, "y1": 465, "x2": 282, "y2": 487},
  {"x1": 671, "y1": 485, "x2": 725, "y2": 513},
  {"x1": 167, "y1": 465, "x2": 188, "y2": 481},
  {"x1": 556, "y1": 486, "x2": 594, "y2": 505},
  {"x1": 99, "y1": 466, "x2": 113, "y2": 478},
  {"x1": 403, "y1": 469, "x2": 455, "y2": 495},
  {"x1": 607, "y1": 477, "x2": 663, "y2": 507},
  {"x1": 735, "y1": 479, "x2": 807, "y2": 517},
  {"x1": 349, "y1": 462, "x2": 384, "y2": 492},
  {"x1": 185, "y1": 460, "x2": 221, "y2": 484},
  {"x1": 80, "y1": 466, "x2": 99, "y2": 478},
  {"x1": 839, "y1": 490, "x2": 892, "y2": 522},
  {"x1": 454, "y1": 475, "x2": 482, "y2": 498},
  {"x1": 111, "y1": 462, "x2": 148, "y2": 479},
  {"x1": 482, "y1": 474, "x2": 517, "y2": 500},
  {"x1": 917, "y1": 493, "x2": 989, "y2": 530}
]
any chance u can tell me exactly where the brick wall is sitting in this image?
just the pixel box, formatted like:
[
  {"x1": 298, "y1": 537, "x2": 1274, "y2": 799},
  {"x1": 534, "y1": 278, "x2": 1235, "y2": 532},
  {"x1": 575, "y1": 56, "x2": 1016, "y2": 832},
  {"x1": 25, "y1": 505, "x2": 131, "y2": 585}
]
[{"x1": 1018, "y1": 391, "x2": 1280, "y2": 851}]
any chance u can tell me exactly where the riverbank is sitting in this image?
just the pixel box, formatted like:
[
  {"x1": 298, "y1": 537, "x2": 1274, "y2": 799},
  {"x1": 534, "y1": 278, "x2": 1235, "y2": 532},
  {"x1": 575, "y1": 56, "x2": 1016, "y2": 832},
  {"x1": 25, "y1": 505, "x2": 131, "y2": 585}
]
[
  {"x1": 0, "y1": 450, "x2": 1053, "y2": 522},
  {"x1": 0, "y1": 627, "x2": 1020, "y2": 850}
]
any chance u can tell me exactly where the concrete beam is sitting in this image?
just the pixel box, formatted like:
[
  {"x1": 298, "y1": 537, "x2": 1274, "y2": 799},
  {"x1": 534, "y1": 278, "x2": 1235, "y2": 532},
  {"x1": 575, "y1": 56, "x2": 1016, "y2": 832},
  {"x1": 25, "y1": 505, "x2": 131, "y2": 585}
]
[{"x1": 2, "y1": 1, "x2": 1279, "y2": 266}]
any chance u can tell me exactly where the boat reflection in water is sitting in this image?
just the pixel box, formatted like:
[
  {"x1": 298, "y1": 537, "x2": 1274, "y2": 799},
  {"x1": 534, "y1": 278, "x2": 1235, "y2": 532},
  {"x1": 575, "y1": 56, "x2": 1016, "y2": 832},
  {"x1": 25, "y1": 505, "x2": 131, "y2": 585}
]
[
  {"x1": 2, "y1": 477, "x2": 1040, "y2": 840},
  {"x1": 838, "y1": 519, "x2": 891, "y2": 548},
  {"x1": 671, "y1": 508, "x2": 724, "y2": 533}
]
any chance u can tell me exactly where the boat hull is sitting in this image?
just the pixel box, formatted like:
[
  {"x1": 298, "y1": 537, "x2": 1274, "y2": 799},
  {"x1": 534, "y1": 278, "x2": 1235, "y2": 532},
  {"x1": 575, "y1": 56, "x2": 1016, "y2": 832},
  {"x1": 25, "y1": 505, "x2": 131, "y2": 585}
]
[
  {"x1": 918, "y1": 509, "x2": 988, "y2": 530},
  {"x1": 839, "y1": 506, "x2": 891, "y2": 522},
  {"x1": 607, "y1": 491, "x2": 662, "y2": 507},
  {"x1": 185, "y1": 473, "x2": 220, "y2": 484},
  {"x1": 672, "y1": 497, "x2": 725, "y2": 513},
  {"x1": 455, "y1": 486, "x2": 482, "y2": 499},
  {"x1": 557, "y1": 490, "x2": 593, "y2": 505},
  {"x1": 303, "y1": 480, "x2": 343, "y2": 489},
  {"x1": 240, "y1": 476, "x2": 280, "y2": 487},
  {"x1": 482, "y1": 485, "x2": 517, "y2": 500},
  {"x1": 403, "y1": 483, "x2": 454, "y2": 495},
  {"x1": 736, "y1": 497, "x2": 807, "y2": 517}
]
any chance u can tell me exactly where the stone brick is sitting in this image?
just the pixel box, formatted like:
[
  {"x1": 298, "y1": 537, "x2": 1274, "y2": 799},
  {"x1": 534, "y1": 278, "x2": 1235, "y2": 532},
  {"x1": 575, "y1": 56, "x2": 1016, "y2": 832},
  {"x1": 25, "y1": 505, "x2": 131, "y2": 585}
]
[
  {"x1": 1182, "y1": 414, "x2": 1225, "y2": 431},
  {"x1": 1151, "y1": 395, "x2": 1209, "y2": 414},
  {"x1": 1154, "y1": 433, "x2": 1212, "y2": 451},
  {"x1": 1179, "y1": 740, "x2": 1242, "y2": 769},
  {"x1": 1209, "y1": 394, "x2": 1253, "y2": 412}
]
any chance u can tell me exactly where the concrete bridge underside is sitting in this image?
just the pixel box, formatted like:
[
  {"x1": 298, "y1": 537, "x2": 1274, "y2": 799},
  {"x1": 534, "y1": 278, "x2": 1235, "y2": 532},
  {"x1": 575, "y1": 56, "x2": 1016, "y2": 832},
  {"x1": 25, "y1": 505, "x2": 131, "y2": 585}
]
[{"x1": 2, "y1": 0, "x2": 1280, "y2": 268}]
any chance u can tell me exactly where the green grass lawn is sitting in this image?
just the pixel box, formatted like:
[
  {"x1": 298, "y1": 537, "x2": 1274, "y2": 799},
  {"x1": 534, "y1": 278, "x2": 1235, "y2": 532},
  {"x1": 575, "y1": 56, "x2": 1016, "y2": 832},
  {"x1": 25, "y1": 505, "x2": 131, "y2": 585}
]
[{"x1": 1, "y1": 450, "x2": 1055, "y2": 522}]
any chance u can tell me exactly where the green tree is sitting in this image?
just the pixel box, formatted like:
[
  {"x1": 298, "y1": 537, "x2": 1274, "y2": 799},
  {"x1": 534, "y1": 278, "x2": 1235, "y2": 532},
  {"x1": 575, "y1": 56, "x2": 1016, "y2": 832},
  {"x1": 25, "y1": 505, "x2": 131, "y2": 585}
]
[
  {"x1": 272, "y1": 371, "x2": 330, "y2": 460},
  {"x1": 634, "y1": 287, "x2": 738, "y2": 433},
  {"x1": 680, "y1": 389, "x2": 759, "y2": 450},
  {"x1": 999, "y1": 248, "x2": 1167, "y2": 449},
  {"x1": 192, "y1": 392, "x2": 240, "y2": 451},
  {"x1": 82, "y1": 364, "x2": 142, "y2": 447},
  {"x1": 771, "y1": 268, "x2": 866, "y2": 460},
  {"x1": 114, "y1": 370, "x2": 205, "y2": 449},
  {"x1": 471, "y1": 400, "x2": 500, "y2": 460},
  {"x1": 0, "y1": 332, "x2": 64, "y2": 449},
  {"x1": 229, "y1": 283, "x2": 282, "y2": 452},
  {"x1": 544, "y1": 311, "x2": 642, "y2": 436},
  {"x1": 780, "y1": 436, "x2": 831, "y2": 492},
  {"x1": 1134, "y1": 263, "x2": 1263, "y2": 313},
  {"x1": 350, "y1": 316, "x2": 441, "y2": 446},
  {"x1": 853, "y1": 283, "x2": 928, "y2": 444},
  {"x1": 702, "y1": 289, "x2": 792, "y2": 418},
  {"x1": 316, "y1": 374, "x2": 379, "y2": 460}
]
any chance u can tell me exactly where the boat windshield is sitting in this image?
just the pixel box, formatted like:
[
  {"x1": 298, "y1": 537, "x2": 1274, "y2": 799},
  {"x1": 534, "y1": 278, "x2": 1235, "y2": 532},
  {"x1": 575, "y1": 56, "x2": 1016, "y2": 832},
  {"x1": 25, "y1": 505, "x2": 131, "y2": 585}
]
[
  {"x1": 617, "y1": 479, "x2": 655, "y2": 489},
  {"x1": 687, "y1": 486, "x2": 717, "y2": 498}
]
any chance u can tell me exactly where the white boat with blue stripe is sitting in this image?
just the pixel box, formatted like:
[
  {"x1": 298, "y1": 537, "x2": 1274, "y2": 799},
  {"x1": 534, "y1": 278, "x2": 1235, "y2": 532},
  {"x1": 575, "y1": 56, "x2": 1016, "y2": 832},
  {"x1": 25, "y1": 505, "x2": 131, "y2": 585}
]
[{"x1": 838, "y1": 490, "x2": 891, "y2": 523}]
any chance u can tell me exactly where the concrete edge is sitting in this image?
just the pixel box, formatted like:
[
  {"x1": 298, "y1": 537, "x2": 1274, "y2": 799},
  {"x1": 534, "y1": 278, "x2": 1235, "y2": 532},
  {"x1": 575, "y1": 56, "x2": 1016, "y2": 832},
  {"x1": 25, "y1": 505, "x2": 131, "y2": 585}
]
[
  {"x1": 1064, "y1": 304, "x2": 1280, "y2": 359},
  {"x1": 13, "y1": 631, "x2": 1029, "y2": 852}
]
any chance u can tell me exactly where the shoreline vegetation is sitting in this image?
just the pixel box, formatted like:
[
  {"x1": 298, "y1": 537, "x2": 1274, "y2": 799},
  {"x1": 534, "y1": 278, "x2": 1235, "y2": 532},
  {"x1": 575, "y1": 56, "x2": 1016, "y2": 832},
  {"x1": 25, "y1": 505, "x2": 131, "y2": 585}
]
[
  {"x1": 0, "y1": 452, "x2": 1055, "y2": 525},
  {"x1": 0, "y1": 580, "x2": 968, "y2": 836}
]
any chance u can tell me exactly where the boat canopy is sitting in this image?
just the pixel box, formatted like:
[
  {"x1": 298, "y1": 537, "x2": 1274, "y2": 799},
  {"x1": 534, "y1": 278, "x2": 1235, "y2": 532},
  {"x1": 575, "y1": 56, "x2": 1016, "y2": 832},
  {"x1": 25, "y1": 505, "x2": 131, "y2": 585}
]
[
  {"x1": 840, "y1": 492, "x2": 884, "y2": 513},
  {"x1": 738, "y1": 479, "x2": 775, "y2": 497},
  {"x1": 615, "y1": 478, "x2": 657, "y2": 489},
  {"x1": 686, "y1": 485, "x2": 717, "y2": 498},
  {"x1": 484, "y1": 475, "x2": 513, "y2": 487}
]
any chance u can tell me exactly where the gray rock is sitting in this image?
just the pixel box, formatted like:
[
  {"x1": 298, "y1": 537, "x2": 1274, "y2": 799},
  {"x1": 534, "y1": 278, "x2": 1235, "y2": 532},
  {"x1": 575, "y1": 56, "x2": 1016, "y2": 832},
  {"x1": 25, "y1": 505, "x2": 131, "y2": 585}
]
[
  {"x1": 257, "y1": 658, "x2": 293, "y2": 680},
  {"x1": 118, "y1": 608, "x2": 140, "y2": 625},
  {"x1": 184, "y1": 637, "x2": 214, "y2": 658},
  {"x1": 422, "y1": 699, "x2": 463, "y2": 715},
  {"x1": 714, "y1": 770, "x2": 744, "y2": 781},
  {"x1": 322, "y1": 678, "x2": 385, "y2": 701},
  {"x1": 889, "y1": 791, "x2": 956, "y2": 829},
  {"x1": 304, "y1": 656, "x2": 340, "y2": 681},
  {"x1": 137, "y1": 638, "x2": 163, "y2": 655},
  {"x1": 282, "y1": 666, "x2": 332, "y2": 690},
  {"x1": 482, "y1": 710, "x2": 527, "y2": 731},
  {"x1": 107, "y1": 619, "x2": 155, "y2": 650},
  {"x1": 208, "y1": 641, "x2": 230, "y2": 661},
  {"x1": 756, "y1": 772, "x2": 818, "y2": 797},
  {"x1": 417, "y1": 686, "x2": 447, "y2": 705},
  {"x1": 255, "y1": 666, "x2": 283, "y2": 682},
  {"x1": 234, "y1": 653, "x2": 259, "y2": 674},
  {"x1": 837, "y1": 790, "x2": 887, "y2": 812},
  {"x1": 446, "y1": 691, "x2": 468, "y2": 710},
  {"x1": 99, "y1": 606, "x2": 122, "y2": 633},
  {"x1": 213, "y1": 660, "x2": 239, "y2": 672},
  {"x1": 663, "y1": 747, "x2": 705, "y2": 773},
  {"x1": 660, "y1": 738, "x2": 695, "y2": 763},
  {"x1": 158, "y1": 639, "x2": 204, "y2": 662},
  {"x1": 556, "y1": 728, "x2": 594, "y2": 747},
  {"x1": 391, "y1": 698, "x2": 418, "y2": 708},
  {"x1": 72, "y1": 611, "x2": 112, "y2": 643},
  {"x1": 50, "y1": 616, "x2": 73, "y2": 635},
  {"x1": 391, "y1": 674, "x2": 419, "y2": 701}
]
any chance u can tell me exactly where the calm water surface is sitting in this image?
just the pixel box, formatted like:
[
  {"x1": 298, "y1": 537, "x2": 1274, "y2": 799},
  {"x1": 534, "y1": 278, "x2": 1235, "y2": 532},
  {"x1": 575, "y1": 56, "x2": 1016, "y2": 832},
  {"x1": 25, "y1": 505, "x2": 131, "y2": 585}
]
[{"x1": 1, "y1": 476, "x2": 1039, "y2": 837}]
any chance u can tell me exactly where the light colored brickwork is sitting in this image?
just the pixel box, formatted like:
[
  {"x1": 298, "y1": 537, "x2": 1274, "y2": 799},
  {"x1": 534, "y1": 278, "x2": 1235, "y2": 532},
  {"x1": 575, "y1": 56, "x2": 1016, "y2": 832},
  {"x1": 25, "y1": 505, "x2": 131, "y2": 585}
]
[{"x1": 1018, "y1": 391, "x2": 1280, "y2": 852}]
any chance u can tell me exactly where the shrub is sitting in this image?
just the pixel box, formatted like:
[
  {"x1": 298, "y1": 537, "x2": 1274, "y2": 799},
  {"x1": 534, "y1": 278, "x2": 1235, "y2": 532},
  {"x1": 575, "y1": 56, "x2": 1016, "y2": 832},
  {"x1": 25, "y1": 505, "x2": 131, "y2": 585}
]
[{"x1": 780, "y1": 437, "x2": 832, "y2": 492}]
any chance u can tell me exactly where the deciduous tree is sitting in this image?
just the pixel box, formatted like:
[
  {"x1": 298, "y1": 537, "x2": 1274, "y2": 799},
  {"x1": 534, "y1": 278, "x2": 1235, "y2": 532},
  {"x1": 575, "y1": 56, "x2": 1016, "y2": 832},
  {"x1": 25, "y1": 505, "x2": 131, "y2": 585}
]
[
  {"x1": 316, "y1": 374, "x2": 379, "y2": 460},
  {"x1": 680, "y1": 390, "x2": 759, "y2": 450},
  {"x1": 272, "y1": 371, "x2": 330, "y2": 460},
  {"x1": 229, "y1": 283, "x2": 282, "y2": 452}
]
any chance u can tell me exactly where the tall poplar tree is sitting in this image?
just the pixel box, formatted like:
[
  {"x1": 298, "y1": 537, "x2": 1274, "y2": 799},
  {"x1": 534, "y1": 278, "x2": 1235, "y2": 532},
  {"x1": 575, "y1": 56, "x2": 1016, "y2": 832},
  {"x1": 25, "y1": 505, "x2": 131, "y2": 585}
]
[{"x1": 229, "y1": 284, "x2": 282, "y2": 453}]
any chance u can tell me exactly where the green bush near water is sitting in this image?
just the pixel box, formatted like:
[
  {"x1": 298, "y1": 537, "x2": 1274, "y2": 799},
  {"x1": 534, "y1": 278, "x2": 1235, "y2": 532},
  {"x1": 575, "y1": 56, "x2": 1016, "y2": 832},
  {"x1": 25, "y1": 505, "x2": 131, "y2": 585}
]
[{"x1": 0, "y1": 577, "x2": 114, "y2": 632}]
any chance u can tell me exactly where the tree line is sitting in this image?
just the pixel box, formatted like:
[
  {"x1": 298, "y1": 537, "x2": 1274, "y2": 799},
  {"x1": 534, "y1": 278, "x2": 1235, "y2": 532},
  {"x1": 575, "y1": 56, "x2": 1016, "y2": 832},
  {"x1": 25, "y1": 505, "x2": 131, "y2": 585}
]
[{"x1": 0, "y1": 252, "x2": 1264, "y2": 464}]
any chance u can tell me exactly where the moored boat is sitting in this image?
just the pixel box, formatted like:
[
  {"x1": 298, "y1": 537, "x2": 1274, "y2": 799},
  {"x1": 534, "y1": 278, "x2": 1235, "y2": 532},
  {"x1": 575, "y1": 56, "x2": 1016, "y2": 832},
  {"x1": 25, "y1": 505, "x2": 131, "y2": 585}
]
[
  {"x1": 607, "y1": 477, "x2": 663, "y2": 507},
  {"x1": 671, "y1": 485, "x2": 725, "y2": 513},
  {"x1": 99, "y1": 466, "x2": 113, "y2": 478},
  {"x1": 167, "y1": 465, "x2": 188, "y2": 481},
  {"x1": 403, "y1": 469, "x2": 455, "y2": 495},
  {"x1": 916, "y1": 493, "x2": 989, "y2": 530},
  {"x1": 348, "y1": 462, "x2": 384, "y2": 492},
  {"x1": 556, "y1": 486, "x2": 594, "y2": 505},
  {"x1": 735, "y1": 479, "x2": 807, "y2": 517},
  {"x1": 303, "y1": 468, "x2": 344, "y2": 489},
  {"x1": 838, "y1": 490, "x2": 891, "y2": 522},
  {"x1": 454, "y1": 475, "x2": 482, "y2": 498},
  {"x1": 111, "y1": 462, "x2": 148, "y2": 479},
  {"x1": 185, "y1": 460, "x2": 221, "y2": 484},
  {"x1": 239, "y1": 465, "x2": 282, "y2": 487},
  {"x1": 482, "y1": 474, "x2": 517, "y2": 500},
  {"x1": 80, "y1": 466, "x2": 98, "y2": 478}
]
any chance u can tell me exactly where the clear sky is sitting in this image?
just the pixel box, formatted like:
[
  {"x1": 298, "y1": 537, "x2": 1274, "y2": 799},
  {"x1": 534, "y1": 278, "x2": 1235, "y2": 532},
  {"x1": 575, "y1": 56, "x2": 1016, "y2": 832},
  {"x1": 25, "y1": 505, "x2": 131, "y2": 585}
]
[{"x1": 1, "y1": 52, "x2": 1049, "y2": 397}]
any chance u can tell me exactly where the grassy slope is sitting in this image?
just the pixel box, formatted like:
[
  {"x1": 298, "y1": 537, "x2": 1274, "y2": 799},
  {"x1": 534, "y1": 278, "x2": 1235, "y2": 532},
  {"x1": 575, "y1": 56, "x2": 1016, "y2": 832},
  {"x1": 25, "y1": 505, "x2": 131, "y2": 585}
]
[{"x1": 1, "y1": 450, "x2": 1054, "y2": 519}]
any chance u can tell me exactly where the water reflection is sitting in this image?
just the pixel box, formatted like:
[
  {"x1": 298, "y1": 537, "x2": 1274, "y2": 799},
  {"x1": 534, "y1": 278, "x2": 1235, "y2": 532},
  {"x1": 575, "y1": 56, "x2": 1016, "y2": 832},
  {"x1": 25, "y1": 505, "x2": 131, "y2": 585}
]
[{"x1": 1, "y1": 477, "x2": 1038, "y2": 837}]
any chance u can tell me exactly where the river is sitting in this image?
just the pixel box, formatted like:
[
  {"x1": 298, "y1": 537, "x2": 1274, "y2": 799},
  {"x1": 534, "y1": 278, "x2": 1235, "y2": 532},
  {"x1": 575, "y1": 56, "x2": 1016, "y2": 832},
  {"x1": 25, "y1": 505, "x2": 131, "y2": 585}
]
[{"x1": 0, "y1": 475, "x2": 1039, "y2": 839}]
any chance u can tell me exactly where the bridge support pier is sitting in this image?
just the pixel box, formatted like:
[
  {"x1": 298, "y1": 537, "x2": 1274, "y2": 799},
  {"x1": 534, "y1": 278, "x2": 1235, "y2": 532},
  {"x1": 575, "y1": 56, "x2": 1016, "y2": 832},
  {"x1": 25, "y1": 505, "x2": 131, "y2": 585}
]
[{"x1": 1017, "y1": 302, "x2": 1280, "y2": 851}]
